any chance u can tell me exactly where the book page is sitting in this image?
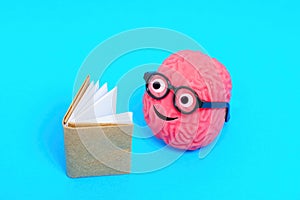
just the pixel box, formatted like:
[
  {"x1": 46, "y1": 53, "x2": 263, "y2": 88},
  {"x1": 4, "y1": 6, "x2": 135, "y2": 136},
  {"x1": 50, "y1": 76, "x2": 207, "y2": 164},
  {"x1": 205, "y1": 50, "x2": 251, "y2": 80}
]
[
  {"x1": 70, "y1": 87, "x2": 117, "y2": 122},
  {"x1": 77, "y1": 83, "x2": 108, "y2": 114},
  {"x1": 75, "y1": 80, "x2": 99, "y2": 113},
  {"x1": 69, "y1": 81, "x2": 95, "y2": 122},
  {"x1": 67, "y1": 78, "x2": 133, "y2": 125},
  {"x1": 74, "y1": 112, "x2": 132, "y2": 124}
]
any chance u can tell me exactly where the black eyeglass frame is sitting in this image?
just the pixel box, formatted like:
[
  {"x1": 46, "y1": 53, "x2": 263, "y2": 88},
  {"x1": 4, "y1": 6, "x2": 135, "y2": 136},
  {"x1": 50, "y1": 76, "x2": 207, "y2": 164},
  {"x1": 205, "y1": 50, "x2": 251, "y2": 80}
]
[{"x1": 144, "y1": 72, "x2": 230, "y2": 122}]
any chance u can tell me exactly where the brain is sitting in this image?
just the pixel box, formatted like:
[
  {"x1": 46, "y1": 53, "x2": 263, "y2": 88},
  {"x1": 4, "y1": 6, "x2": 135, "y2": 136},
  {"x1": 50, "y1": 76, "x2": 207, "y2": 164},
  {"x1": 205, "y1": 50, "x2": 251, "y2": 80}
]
[{"x1": 143, "y1": 50, "x2": 232, "y2": 150}]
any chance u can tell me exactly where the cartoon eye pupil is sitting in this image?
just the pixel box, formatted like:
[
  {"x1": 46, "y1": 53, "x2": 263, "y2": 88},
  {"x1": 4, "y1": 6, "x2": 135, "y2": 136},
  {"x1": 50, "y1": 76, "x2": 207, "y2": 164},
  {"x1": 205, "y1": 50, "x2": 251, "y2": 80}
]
[
  {"x1": 180, "y1": 96, "x2": 189, "y2": 104},
  {"x1": 153, "y1": 82, "x2": 161, "y2": 89},
  {"x1": 178, "y1": 93, "x2": 194, "y2": 108}
]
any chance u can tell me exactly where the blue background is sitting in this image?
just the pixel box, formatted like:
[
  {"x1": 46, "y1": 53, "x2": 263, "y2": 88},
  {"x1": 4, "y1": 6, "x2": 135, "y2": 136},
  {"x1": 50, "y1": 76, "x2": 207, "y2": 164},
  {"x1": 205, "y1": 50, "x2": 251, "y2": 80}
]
[{"x1": 1, "y1": 0, "x2": 299, "y2": 199}]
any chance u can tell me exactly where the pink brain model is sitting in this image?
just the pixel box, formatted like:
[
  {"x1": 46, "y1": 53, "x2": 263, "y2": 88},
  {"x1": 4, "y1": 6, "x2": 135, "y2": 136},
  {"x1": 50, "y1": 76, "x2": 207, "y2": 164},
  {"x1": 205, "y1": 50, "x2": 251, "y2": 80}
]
[{"x1": 143, "y1": 50, "x2": 232, "y2": 150}]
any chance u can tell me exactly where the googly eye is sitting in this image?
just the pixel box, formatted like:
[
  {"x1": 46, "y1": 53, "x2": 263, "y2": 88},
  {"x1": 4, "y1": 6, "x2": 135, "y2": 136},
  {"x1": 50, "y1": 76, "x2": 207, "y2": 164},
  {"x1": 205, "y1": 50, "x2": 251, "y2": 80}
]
[
  {"x1": 146, "y1": 73, "x2": 169, "y2": 99},
  {"x1": 179, "y1": 93, "x2": 194, "y2": 108},
  {"x1": 150, "y1": 78, "x2": 166, "y2": 93},
  {"x1": 174, "y1": 87, "x2": 198, "y2": 114}
]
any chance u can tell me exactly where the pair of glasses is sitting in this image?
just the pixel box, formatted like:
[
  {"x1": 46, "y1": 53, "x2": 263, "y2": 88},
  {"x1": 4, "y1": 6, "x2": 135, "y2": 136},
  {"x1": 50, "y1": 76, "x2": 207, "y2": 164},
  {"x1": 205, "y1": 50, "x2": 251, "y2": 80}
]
[{"x1": 144, "y1": 72, "x2": 230, "y2": 122}]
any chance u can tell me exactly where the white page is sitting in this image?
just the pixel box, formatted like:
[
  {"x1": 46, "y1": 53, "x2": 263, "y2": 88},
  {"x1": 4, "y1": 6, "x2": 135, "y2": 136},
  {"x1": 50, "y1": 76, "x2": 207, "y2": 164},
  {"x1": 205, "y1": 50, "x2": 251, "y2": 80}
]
[
  {"x1": 75, "y1": 80, "x2": 99, "y2": 113},
  {"x1": 71, "y1": 87, "x2": 117, "y2": 122},
  {"x1": 69, "y1": 81, "x2": 95, "y2": 122},
  {"x1": 77, "y1": 83, "x2": 108, "y2": 114},
  {"x1": 76, "y1": 112, "x2": 132, "y2": 124}
]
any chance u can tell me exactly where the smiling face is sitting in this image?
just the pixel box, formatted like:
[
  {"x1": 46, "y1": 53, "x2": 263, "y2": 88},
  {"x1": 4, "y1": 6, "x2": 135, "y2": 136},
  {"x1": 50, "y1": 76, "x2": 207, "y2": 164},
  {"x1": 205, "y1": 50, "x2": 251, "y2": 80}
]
[{"x1": 143, "y1": 50, "x2": 232, "y2": 150}]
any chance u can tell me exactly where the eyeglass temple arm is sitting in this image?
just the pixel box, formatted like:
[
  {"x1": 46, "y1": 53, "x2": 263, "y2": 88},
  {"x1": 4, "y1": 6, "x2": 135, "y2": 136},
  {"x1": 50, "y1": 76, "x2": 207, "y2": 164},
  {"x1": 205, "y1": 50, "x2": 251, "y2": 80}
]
[
  {"x1": 201, "y1": 102, "x2": 231, "y2": 122},
  {"x1": 143, "y1": 72, "x2": 153, "y2": 81}
]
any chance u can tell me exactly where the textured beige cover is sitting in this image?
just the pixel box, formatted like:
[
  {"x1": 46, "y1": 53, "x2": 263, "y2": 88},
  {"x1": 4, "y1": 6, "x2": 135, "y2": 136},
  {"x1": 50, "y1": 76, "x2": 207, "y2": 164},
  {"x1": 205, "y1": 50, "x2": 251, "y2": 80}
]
[{"x1": 62, "y1": 76, "x2": 132, "y2": 178}]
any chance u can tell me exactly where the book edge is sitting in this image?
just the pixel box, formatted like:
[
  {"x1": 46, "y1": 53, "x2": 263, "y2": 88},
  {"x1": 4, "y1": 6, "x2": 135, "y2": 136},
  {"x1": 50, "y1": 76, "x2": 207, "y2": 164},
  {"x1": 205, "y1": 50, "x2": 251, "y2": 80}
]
[{"x1": 62, "y1": 75, "x2": 90, "y2": 126}]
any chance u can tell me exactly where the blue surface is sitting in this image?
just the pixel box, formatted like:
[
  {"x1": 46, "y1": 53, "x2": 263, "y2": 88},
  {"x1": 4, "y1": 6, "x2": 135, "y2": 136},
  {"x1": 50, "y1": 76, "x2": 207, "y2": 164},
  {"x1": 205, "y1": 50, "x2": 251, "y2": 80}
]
[{"x1": 1, "y1": 0, "x2": 300, "y2": 199}]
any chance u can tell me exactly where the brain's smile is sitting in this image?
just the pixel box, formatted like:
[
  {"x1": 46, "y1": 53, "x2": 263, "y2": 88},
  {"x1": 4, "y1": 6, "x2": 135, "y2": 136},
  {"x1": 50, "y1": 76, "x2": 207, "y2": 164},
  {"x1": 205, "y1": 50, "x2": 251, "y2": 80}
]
[{"x1": 153, "y1": 106, "x2": 178, "y2": 121}]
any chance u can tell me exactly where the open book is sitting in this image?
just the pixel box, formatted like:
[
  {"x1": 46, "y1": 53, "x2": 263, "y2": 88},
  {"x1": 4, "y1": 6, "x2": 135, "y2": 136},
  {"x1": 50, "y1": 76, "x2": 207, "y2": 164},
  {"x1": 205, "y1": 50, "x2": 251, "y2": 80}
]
[
  {"x1": 63, "y1": 76, "x2": 133, "y2": 178},
  {"x1": 65, "y1": 76, "x2": 133, "y2": 127}
]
